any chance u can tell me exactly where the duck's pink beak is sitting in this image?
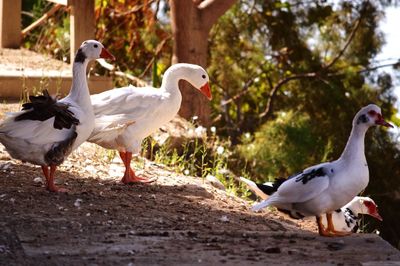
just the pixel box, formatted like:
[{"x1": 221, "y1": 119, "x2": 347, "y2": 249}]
[
  {"x1": 200, "y1": 83, "x2": 212, "y2": 100},
  {"x1": 370, "y1": 211, "x2": 383, "y2": 221},
  {"x1": 100, "y1": 48, "x2": 116, "y2": 61},
  {"x1": 375, "y1": 115, "x2": 393, "y2": 128}
]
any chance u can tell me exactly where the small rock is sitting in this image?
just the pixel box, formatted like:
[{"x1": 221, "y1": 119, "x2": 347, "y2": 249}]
[
  {"x1": 0, "y1": 245, "x2": 9, "y2": 254},
  {"x1": 219, "y1": 215, "x2": 229, "y2": 223},
  {"x1": 33, "y1": 177, "x2": 44, "y2": 184},
  {"x1": 206, "y1": 175, "x2": 226, "y2": 191},
  {"x1": 0, "y1": 163, "x2": 11, "y2": 170},
  {"x1": 74, "y1": 199, "x2": 82, "y2": 208}
]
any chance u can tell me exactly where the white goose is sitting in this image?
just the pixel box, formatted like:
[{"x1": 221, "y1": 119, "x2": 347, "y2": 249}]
[
  {"x1": 88, "y1": 63, "x2": 211, "y2": 184},
  {"x1": 239, "y1": 177, "x2": 382, "y2": 234},
  {"x1": 0, "y1": 40, "x2": 115, "y2": 192},
  {"x1": 252, "y1": 104, "x2": 392, "y2": 236}
]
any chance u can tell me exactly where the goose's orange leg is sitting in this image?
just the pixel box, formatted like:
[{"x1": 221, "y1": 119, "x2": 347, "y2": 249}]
[
  {"x1": 119, "y1": 151, "x2": 153, "y2": 184},
  {"x1": 326, "y1": 213, "x2": 351, "y2": 237},
  {"x1": 316, "y1": 215, "x2": 335, "y2": 237},
  {"x1": 41, "y1": 165, "x2": 67, "y2": 192}
]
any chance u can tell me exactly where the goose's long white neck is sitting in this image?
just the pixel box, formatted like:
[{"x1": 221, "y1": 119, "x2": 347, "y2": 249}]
[
  {"x1": 339, "y1": 125, "x2": 368, "y2": 163},
  {"x1": 160, "y1": 67, "x2": 184, "y2": 103},
  {"x1": 67, "y1": 60, "x2": 92, "y2": 109}
]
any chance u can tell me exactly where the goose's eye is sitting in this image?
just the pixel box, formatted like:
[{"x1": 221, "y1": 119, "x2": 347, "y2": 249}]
[
  {"x1": 202, "y1": 74, "x2": 206, "y2": 79},
  {"x1": 94, "y1": 44, "x2": 98, "y2": 48},
  {"x1": 368, "y1": 110, "x2": 377, "y2": 116}
]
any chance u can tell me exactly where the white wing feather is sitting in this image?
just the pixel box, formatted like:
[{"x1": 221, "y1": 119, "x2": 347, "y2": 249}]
[
  {"x1": 90, "y1": 86, "x2": 166, "y2": 140},
  {"x1": 252, "y1": 163, "x2": 331, "y2": 211},
  {"x1": 0, "y1": 112, "x2": 73, "y2": 145}
]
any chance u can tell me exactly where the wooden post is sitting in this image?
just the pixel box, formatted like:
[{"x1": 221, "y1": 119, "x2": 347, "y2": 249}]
[
  {"x1": 0, "y1": 0, "x2": 21, "y2": 48},
  {"x1": 69, "y1": 0, "x2": 94, "y2": 63}
]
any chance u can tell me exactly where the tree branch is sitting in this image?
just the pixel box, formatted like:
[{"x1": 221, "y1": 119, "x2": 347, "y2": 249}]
[
  {"x1": 323, "y1": 15, "x2": 363, "y2": 70},
  {"x1": 97, "y1": 59, "x2": 148, "y2": 87},
  {"x1": 258, "y1": 14, "x2": 365, "y2": 119},
  {"x1": 258, "y1": 60, "x2": 400, "y2": 119},
  {"x1": 220, "y1": 78, "x2": 255, "y2": 106},
  {"x1": 327, "y1": 61, "x2": 400, "y2": 77},
  {"x1": 139, "y1": 37, "x2": 171, "y2": 78},
  {"x1": 259, "y1": 73, "x2": 317, "y2": 118},
  {"x1": 22, "y1": 4, "x2": 63, "y2": 37},
  {"x1": 197, "y1": 0, "x2": 237, "y2": 30}
]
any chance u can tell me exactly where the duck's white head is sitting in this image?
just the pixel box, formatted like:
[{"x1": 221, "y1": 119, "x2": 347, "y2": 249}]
[
  {"x1": 353, "y1": 104, "x2": 393, "y2": 128},
  {"x1": 74, "y1": 40, "x2": 115, "y2": 63},
  {"x1": 165, "y1": 63, "x2": 212, "y2": 100},
  {"x1": 350, "y1": 196, "x2": 382, "y2": 221}
]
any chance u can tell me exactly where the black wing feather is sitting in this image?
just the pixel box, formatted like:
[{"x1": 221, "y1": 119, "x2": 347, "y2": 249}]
[
  {"x1": 295, "y1": 167, "x2": 326, "y2": 184},
  {"x1": 256, "y1": 177, "x2": 286, "y2": 195},
  {"x1": 14, "y1": 90, "x2": 79, "y2": 130}
]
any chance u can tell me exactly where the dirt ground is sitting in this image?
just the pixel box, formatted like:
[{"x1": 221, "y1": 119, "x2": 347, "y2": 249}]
[
  {"x1": 0, "y1": 48, "x2": 70, "y2": 75},
  {"x1": 0, "y1": 103, "x2": 399, "y2": 265}
]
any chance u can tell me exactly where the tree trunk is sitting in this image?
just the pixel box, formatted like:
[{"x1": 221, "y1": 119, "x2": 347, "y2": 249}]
[{"x1": 169, "y1": 0, "x2": 236, "y2": 126}]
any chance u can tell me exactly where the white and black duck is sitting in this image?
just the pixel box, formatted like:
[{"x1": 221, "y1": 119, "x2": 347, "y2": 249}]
[
  {"x1": 251, "y1": 104, "x2": 392, "y2": 236},
  {"x1": 0, "y1": 40, "x2": 115, "y2": 192},
  {"x1": 240, "y1": 177, "x2": 382, "y2": 234}
]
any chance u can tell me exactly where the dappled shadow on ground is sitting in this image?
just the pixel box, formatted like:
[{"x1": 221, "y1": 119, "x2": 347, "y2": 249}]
[{"x1": 0, "y1": 161, "x2": 399, "y2": 265}]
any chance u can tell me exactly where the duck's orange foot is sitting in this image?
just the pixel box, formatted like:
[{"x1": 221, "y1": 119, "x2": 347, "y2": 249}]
[
  {"x1": 46, "y1": 184, "x2": 68, "y2": 193},
  {"x1": 329, "y1": 230, "x2": 352, "y2": 237},
  {"x1": 121, "y1": 169, "x2": 155, "y2": 184},
  {"x1": 122, "y1": 176, "x2": 155, "y2": 184}
]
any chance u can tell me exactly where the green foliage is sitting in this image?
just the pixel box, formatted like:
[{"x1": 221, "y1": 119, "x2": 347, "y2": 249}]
[
  {"x1": 22, "y1": 0, "x2": 172, "y2": 86},
  {"x1": 95, "y1": 0, "x2": 171, "y2": 86},
  {"x1": 142, "y1": 125, "x2": 249, "y2": 196},
  {"x1": 365, "y1": 129, "x2": 400, "y2": 249},
  {"x1": 22, "y1": 1, "x2": 70, "y2": 62},
  {"x1": 238, "y1": 111, "x2": 327, "y2": 180},
  {"x1": 209, "y1": 0, "x2": 400, "y2": 247}
]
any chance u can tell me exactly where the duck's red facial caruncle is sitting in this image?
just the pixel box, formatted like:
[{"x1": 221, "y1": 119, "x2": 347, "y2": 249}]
[{"x1": 368, "y1": 110, "x2": 393, "y2": 128}]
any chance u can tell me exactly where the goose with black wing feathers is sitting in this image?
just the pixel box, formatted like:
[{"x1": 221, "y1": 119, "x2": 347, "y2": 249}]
[{"x1": 0, "y1": 40, "x2": 115, "y2": 192}]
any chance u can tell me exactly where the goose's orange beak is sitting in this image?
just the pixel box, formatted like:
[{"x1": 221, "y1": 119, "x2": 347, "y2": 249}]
[
  {"x1": 200, "y1": 83, "x2": 212, "y2": 100},
  {"x1": 100, "y1": 48, "x2": 116, "y2": 61}
]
